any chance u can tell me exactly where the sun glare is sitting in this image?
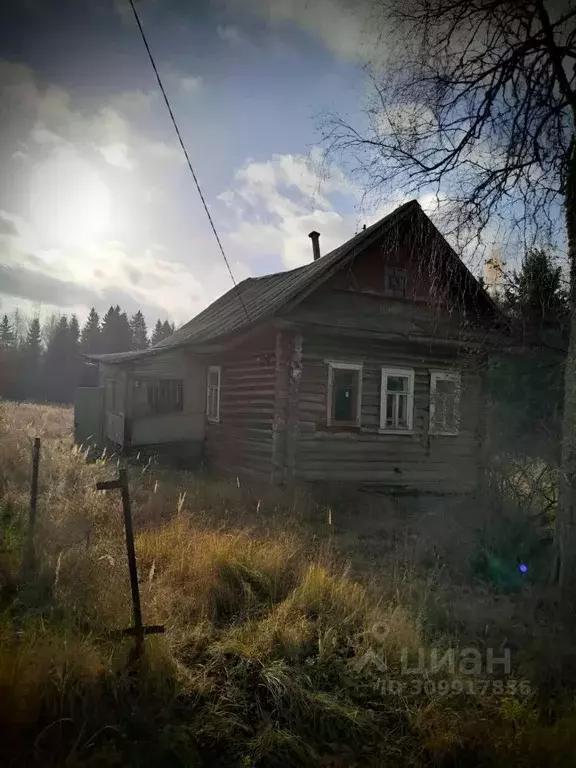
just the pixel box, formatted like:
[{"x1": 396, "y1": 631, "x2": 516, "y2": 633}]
[{"x1": 29, "y1": 155, "x2": 112, "y2": 246}]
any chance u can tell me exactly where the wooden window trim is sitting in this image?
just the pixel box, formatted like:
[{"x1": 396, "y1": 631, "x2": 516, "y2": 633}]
[
  {"x1": 384, "y1": 266, "x2": 407, "y2": 297},
  {"x1": 429, "y1": 370, "x2": 461, "y2": 436},
  {"x1": 207, "y1": 365, "x2": 221, "y2": 423},
  {"x1": 326, "y1": 360, "x2": 363, "y2": 428},
  {"x1": 379, "y1": 367, "x2": 415, "y2": 433}
]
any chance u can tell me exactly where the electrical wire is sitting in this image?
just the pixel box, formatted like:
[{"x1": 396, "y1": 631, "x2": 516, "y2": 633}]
[{"x1": 127, "y1": 0, "x2": 251, "y2": 323}]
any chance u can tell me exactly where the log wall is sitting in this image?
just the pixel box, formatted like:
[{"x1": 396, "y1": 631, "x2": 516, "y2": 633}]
[
  {"x1": 294, "y1": 332, "x2": 484, "y2": 492},
  {"x1": 205, "y1": 331, "x2": 277, "y2": 479}
]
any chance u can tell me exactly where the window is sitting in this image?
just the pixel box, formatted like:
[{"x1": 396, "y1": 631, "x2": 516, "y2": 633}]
[
  {"x1": 327, "y1": 361, "x2": 362, "y2": 427},
  {"x1": 380, "y1": 368, "x2": 414, "y2": 431},
  {"x1": 384, "y1": 267, "x2": 407, "y2": 297},
  {"x1": 132, "y1": 379, "x2": 183, "y2": 417},
  {"x1": 207, "y1": 366, "x2": 221, "y2": 422},
  {"x1": 430, "y1": 371, "x2": 461, "y2": 435}
]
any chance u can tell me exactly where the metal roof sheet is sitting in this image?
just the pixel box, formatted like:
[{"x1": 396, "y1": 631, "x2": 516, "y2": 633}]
[{"x1": 87, "y1": 200, "x2": 495, "y2": 365}]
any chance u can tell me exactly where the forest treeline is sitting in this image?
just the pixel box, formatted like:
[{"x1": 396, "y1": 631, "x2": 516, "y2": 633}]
[{"x1": 0, "y1": 306, "x2": 175, "y2": 404}]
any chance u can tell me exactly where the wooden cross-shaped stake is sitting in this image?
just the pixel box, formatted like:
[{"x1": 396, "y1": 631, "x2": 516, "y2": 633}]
[{"x1": 96, "y1": 468, "x2": 164, "y2": 665}]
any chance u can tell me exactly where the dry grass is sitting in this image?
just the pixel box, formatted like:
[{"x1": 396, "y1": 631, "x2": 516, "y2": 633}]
[{"x1": 2, "y1": 400, "x2": 576, "y2": 766}]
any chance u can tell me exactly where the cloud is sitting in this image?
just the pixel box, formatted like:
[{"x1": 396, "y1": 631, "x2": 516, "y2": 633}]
[
  {"x1": 99, "y1": 142, "x2": 132, "y2": 169},
  {"x1": 0, "y1": 61, "x2": 247, "y2": 326},
  {"x1": 0, "y1": 229, "x2": 195, "y2": 315},
  {"x1": 0, "y1": 208, "x2": 249, "y2": 326},
  {"x1": 158, "y1": 63, "x2": 203, "y2": 96},
  {"x1": 0, "y1": 60, "x2": 184, "y2": 173},
  {"x1": 216, "y1": 25, "x2": 246, "y2": 45},
  {"x1": 0, "y1": 262, "x2": 101, "y2": 308},
  {"x1": 111, "y1": 89, "x2": 155, "y2": 114},
  {"x1": 220, "y1": 148, "x2": 362, "y2": 268},
  {"x1": 0, "y1": 212, "x2": 18, "y2": 237},
  {"x1": 219, "y1": 149, "x2": 450, "y2": 270},
  {"x1": 219, "y1": 0, "x2": 389, "y2": 64},
  {"x1": 146, "y1": 140, "x2": 183, "y2": 163},
  {"x1": 180, "y1": 75, "x2": 203, "y2": 93}
]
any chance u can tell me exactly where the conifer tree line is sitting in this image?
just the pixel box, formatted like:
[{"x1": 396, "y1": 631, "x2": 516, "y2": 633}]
[
  {"x1": 480, "y1": 249, "x2": 568, "y2": 459},
  {"x1": 0, "y1": 306, "x2": 175, "y2": 404}
]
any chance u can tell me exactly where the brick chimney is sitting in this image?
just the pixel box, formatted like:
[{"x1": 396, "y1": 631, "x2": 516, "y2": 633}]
[{"x1": 309, "y1": 231, "x2": 321, "y2": 261}]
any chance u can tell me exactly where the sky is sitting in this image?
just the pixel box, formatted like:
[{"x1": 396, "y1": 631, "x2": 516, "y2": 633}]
[{"x1": 0, "y1": 0, "x2": 405, "y2": 329}]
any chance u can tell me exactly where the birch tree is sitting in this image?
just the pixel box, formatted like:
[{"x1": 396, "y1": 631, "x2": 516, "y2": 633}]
[{"x1": 324, "y1": 0, "x2": 576, "y2": 583}]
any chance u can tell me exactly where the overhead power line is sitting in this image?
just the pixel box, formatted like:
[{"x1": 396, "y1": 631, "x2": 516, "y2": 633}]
[{"x1": 127, "y1": 0, "x2": 251, "y2": 323}]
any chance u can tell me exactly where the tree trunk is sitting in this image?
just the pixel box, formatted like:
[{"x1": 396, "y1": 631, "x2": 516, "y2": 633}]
[{"x1": 557, "y1": 130, "x2": 576, "y2": 587}]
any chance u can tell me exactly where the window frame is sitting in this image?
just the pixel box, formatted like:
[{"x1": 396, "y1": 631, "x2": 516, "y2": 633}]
[
  {"x1": 206, "y1": 365, "x2": 221, "y2": 423},
  {"x1": 429, "y1": 370, "x2": 461, "y2": 436},
  {"x1": 379, "y1": 367, "x2": 415, "y2": 433},
  {"x1": 326, "y1": 360, "x2": 363, "y2": 427},
  {"x1": 132, "y1": 378, "x2": 183, "y2": 418},
  {"x1": 384, "y1": 266, "x2": 408, "y2": 297}
]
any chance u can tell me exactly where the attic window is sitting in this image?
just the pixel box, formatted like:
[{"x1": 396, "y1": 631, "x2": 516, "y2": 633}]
[
  {"x1": 327, "y1": 361, "x2": 362, "y2": 427},
  {"x1": 384, "y1": 267, "x2": 407, "y2": 297}
]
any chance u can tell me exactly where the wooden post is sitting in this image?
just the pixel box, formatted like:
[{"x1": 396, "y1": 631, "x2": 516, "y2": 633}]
[
  {"x1": 96, "y1": 469, "x2": 163, "y2": 665},
  {"x1": 21, "y1": 437, "x2": 41, "y2": 580},
  {"x1": 119, "y1": 468, "x2": 143, "y2": 654}
]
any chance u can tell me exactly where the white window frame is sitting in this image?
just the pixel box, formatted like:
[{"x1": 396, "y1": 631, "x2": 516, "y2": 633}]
[
  {"x1": 429, "y1": 370, "x2": 461, "y2": 436},
  {"x1": 326, "y1": 361, "x2": 363, "y2": 427},
  {"x1": 380, "y1": 367, "x2": 415, "y2": 433},
  {"x1": 206, "y1": 365, "x2": 221, "y2": 423}
]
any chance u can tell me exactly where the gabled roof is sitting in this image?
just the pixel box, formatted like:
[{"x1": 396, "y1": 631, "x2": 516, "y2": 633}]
[{"x1": 87, "y1": 200, "x2": 497, "y2": 364}]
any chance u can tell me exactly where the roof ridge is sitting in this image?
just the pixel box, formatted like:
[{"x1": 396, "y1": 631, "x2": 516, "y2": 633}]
[{"x1": 90, "y1": 198, "x2": 493, "y2": 365}]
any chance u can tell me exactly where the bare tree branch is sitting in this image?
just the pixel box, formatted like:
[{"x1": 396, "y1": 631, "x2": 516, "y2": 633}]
[{"x1": 322, "y1": 0, "x2": 575, "y2": 258}]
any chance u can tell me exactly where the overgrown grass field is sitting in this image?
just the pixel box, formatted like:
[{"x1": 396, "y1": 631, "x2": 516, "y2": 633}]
[{"x1": 1, "y1": 401, "x2": 576, "y2": 766}]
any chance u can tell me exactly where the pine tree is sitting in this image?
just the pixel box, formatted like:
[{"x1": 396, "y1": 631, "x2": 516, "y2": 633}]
[
  {"x1": 503, "y1": 249, "x2": 568, "y2": 336},
  {"x1": 117, "y1": 308, "x2": 133, "y2": 351},
  {"x1": 151, "y1": 318, "x2": 175, "y2": 346},
  {"x1": 66, "y1": 314, "x2": 82, "y2": 397},
  {"x1": 162, "y1": 319, "x2": 175, "y2": 339},
  {"x1": 0, "y1": 314, "x2": 15, "y2": 349},
  {"x1": 101, "y1": 306, "x2": 133, "y2": 353},
  {"x1": 490, "y1": 249, "x2": 568, "y2": 459},
  {"x1": 23, "y1": 317, "x2": 42, "y2": 357},
  {"x1": 0, "y1": 314, "x2": 18, "y2": 398},
  {"x1": 151, "y1": 319, "x2": 165, "y2": 346},
  {"x1": 100, "y1": 306, "x2": 116, "y2": 353},
  {"x1": 44, "y1": 315, "x2": 69, "y2": 403},
  {"x1": 130, "y1": 310, "x2": 149, "y2": 350},
  {"x1": 21, "y1": 317, "x2": 42, "y2": 400},
  {"x1": 42, "y1": 313, "x2": 60, "y2": 350},
  {"x1": 80, "y1": 308, "x2": 101, "y2": 354},
  {"x1": 10, "y1": 308, "x2": 26, "y2": 347},
  {"x1": 69, "y1": 314, "x2": 80, "y2": 347}
]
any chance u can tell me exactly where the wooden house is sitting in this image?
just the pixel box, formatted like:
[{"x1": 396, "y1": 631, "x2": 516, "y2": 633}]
[{"x1": 77, "y1": 200, "x2": 502, "y2": 493}]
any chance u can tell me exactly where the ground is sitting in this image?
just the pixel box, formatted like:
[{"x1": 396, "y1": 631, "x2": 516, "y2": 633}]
[{"x1": 1, "y1": 401, "x2": 576, "y2": 766}]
